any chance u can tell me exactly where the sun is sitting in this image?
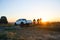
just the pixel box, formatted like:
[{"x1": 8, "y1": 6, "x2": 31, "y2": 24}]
[{"x1": 42, "y1": 17, "x2": 48, "y2": 22}]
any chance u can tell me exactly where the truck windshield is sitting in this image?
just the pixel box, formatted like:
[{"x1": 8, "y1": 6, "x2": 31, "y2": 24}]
[
  {"x1": 17, "y1": 19, "x2": 26, "y2": 21},
  {"x1": 22, "y1": 19, "x2": 26, "y2": 20}
]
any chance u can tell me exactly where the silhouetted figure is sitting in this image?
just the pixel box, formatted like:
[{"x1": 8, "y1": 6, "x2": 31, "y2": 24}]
[
  {"x1": 37, "y1": 19, "x2": 40, "y2": 24},
  {"x1": 40, "y1": 18, "x2": 42, "y2": 25},
  {"x1": 0, "y1": 16, "x2": 8, "y2": 24},
  {"x1": 33, "y1": 19, "x2": 36, "y2": 24}
]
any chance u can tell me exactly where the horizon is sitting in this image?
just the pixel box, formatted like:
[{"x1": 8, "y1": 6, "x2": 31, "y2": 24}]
[{"x1": 0, "y1": 0, "x2": 60, "y2": 22}]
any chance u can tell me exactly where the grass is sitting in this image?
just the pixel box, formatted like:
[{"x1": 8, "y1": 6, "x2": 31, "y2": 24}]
[
  {"x1": 0, "y1": 32, "x2": 7, "y2": 40},
  {"x1": 0, "y1": 23, "x2": 14, "y2": 27},
  {"x1": 0, "y1": 22, "x2": 60, "y2": 40}
]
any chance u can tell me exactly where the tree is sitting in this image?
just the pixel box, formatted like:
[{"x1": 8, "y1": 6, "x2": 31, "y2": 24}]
[
  {"x1": 0, "y1": 19, "x2": 1, "y2": 23},
  {"x1": 0, "y1": 16, "x2": 8, "y2": 24}
]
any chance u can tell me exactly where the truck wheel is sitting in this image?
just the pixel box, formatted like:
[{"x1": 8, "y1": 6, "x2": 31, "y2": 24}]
[
  {"x1": 20, "y1": 22, "x2": 24, "y2": 27},
  {"x1": 15, "y1": 23, "x2": 17, "y2": 26},
  {"x1": 26, "y1": 23, "x2": 30, "y2": 27}
]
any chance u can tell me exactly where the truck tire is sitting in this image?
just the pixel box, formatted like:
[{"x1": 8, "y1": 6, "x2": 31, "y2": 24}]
[
  {"x1": 14, "y1": 23, "x2": 17, "y2": 26},
  {"x1": 26, "y1": 23, "x2": 30, "y2": 27},
  {"x1": 20, "y1": 22, "x2": 24, "y2": 27}
]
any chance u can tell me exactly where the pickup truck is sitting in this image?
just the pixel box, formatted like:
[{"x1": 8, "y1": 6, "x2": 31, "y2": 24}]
[{"x1": 15, "y1": 19, "x2": 32, "y2": 26}]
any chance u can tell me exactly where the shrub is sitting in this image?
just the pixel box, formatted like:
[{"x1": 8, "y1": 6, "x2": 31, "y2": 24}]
[{"x1": 0, "y1": 16, "x2": 8, "y2": 24}]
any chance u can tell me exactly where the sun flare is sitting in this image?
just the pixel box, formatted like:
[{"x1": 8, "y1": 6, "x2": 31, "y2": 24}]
[{"x1": 42, "y1": 17, "x2": 48, "y2": 22}]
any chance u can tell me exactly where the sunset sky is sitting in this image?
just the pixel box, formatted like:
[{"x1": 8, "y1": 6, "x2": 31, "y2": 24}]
[{"x1": 0, "y1": 0, "x2": 60, "y2": 22}]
